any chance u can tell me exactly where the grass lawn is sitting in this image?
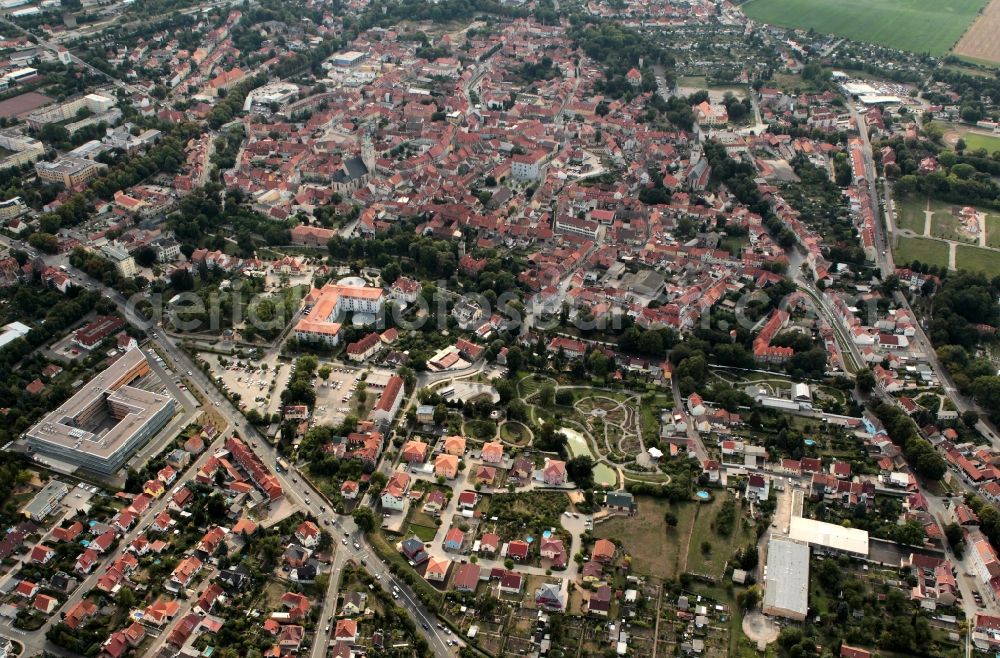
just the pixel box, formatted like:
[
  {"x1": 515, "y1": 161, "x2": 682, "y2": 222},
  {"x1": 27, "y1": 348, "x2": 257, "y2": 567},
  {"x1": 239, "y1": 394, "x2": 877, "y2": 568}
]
[
  {"x1": 639, "y1": 393, "x2": 670, "y2": 444},
  {"x1": 985, "y1": 215, "x2": 1000, "y2": 249},
  {"x1": 895, "y1": 195, "x2": 928, "y2": 234},
  {"x1": 929, "y1": 205, "x2": 977, "y2": 243},
  {"x1": 741, "y1": 0, "x2": 988, "y2": 55},
  {"x1": 956, "y1": 244, "x2": 1000, "y2": 277},
  {"x1": 963, "y1": 132, "x2": 1000, "y2": 154},
  {"x1": 893, "y1": 236, "x2": 950, "y2": 269},
  {"x1": 594, "y1": 496, "x2": 696, "y2": 580},
  {"x1": 408, "y1": 523, "x2": 438, "y2": 542},
  {"x1": 721, "y1": 235, "x2": 747, "y2": 256},
  {"x1": 685, "y1": 495, "x2": 755, "y2": 580}
]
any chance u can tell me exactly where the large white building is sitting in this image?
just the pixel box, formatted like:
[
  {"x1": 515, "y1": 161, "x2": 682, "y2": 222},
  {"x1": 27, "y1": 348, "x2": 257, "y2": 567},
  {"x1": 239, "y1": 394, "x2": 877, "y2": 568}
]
[
  {"x1": 101, "y1": 241, "x2": 137, "y2": 278},
  {"x1": 970, "y1": 535, "x2": 1000, "y2": 588},
  {"x1": 25, "y1": 349, "x2": 175, "y2": 475},
  {"x1": 511, "y1": 151, "x2": 545, "y2": 180},
  {"x1": 763, "y1": 537, "x2": 810, "y2": 621},
  {"x1": 788, "y1": 516, "x2": 869, "y2": 557},
  {"x1": 293, "y1": 284, "x2": 384, "y2": 345},
  {"x1": 0, "y1": 321, "x2": 30, "y2": 349}
]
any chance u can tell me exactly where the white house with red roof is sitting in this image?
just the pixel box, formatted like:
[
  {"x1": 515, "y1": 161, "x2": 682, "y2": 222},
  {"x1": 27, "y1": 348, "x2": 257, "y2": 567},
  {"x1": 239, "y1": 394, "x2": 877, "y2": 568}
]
[
  {"x1": 381, "y1": 472, "x2": 410, "y2": 512},
  {"x1": 295, "y1": 521, "x2": 321, "y2": 548}
]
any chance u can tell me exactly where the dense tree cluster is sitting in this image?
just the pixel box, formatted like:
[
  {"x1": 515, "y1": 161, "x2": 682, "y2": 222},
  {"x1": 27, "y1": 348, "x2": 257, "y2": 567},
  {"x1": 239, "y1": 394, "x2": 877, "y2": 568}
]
[
  {"x1": 920, "y1": 272, "x2": 1000, "y2": 424},
  {"x1": 873, "y1": 404, "x2": 946, "y2": 480},
  {"x1": 168, "y1": 185, "x2": 292, "y2": 253}
]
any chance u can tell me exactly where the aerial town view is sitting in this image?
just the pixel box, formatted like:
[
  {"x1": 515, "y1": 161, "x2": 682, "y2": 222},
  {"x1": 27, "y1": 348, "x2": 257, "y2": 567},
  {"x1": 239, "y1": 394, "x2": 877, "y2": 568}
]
[{"x1": 0, "y1": 0, "x2": 998, "y2": 655}]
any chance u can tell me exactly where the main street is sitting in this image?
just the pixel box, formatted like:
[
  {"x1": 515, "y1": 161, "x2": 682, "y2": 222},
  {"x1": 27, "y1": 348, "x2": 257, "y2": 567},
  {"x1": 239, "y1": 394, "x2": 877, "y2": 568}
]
[{"x1": 43, "y1": 258, "x2": 456, "y2": 658}]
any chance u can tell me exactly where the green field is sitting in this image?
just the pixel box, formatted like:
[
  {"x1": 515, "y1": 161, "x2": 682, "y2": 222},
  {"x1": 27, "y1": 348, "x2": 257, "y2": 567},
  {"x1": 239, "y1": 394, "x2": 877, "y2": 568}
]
[
  {"x1": 929, "y1": 205, "x2": 978, "y2": 243},
  {"x1": 963, "y1": 132, "x2": 1000, "y2": 155},
  {"x1": 594, "y1": 496, "x2": 696, "y2": 580},
  {"x1": 988, "y1": 216, "x2": 1000, "y2": 249},
  {"x1": 955, "y1": 245, "x2": 1000, "y2": 277},
  {"x1": 895, "y1": 195, "x2": 927, "y2": 234},
  {"x1": 894, "y1": 236, "x2": 950, "y2": 269},
  {"x1": 741, "y1": 0, "x2": 988, "y2": 56}
]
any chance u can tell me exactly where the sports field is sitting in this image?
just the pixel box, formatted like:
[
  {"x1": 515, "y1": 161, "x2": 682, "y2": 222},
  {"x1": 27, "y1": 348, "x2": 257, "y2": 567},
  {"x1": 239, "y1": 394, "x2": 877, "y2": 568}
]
[
  {"x1": 741, "y1": 0, "x2": 989, "y2": 56},
  {"x1": 963, "y1": 132, "x2": 1000, "y2": 154}
]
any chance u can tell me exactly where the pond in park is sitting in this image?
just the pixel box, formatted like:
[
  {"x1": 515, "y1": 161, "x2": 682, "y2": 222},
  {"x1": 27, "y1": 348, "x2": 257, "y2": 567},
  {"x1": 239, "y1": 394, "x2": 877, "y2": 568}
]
[{"x1": 560, "y1": 427, "x2": 618, "y2": 488}]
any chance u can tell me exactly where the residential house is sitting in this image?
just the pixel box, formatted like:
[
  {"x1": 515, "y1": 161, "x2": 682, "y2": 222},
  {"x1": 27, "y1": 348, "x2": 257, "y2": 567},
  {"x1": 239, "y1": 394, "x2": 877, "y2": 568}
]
[
  {"x1": 587, "y1": 585, "x2": 612, "y2": 617},
  {"x1": 543, "y1": 460, "x2": 567, "y2": 485},
  {"x1": 438, "y1": 525, "x2": 464, "y2": 553},
  {"x1": 535, "y1": 582, "x2": 566, "y2": 611},
  {"x1": 593, "y1": 539, "x2": 615, "y2": 563},
  {"x1": 435, "y1": 454, "x2": 459, "y2": 479},
  {"x1": 401, "y1": 440, "x2": 429, "y2": 463},
  {"x1": 425, "y1": 556, "x2": 450, "y2": 582},
  {"x1": 443, "y1": 435, "x2": 467, "y2": 456},
  {"x1": 381, "y1": 472, "x2": 411, "y2": 512},
  {"x1": 481, "y1": 441, "x2": 504, "y2": 464}
]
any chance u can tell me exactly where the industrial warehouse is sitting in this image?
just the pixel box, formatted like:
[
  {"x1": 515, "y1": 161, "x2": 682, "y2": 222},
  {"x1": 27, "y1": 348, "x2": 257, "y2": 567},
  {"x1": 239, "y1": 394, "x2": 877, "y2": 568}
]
[{"x1": 763, "y1": 537, "x2": 810, "y2": 621}]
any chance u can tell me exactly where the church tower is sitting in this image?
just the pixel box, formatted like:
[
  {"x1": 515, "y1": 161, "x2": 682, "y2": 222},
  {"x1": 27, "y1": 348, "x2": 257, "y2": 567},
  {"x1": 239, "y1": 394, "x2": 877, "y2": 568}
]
[{"x1": 361, "y1": 124, "x2": 375, "y2": 172}]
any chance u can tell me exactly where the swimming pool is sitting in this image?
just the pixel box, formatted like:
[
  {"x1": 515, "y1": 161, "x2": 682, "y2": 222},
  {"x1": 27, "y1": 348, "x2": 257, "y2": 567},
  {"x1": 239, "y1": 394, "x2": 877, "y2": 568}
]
[
  {"x1": 804, "y1": 439, "x2": 816, "y2": 446},
  {"x1": 696, "y1": 490, "x2": 710, "y2": 500},
  {"x1": 542, "y1": 530, "x2": 552, "y2": 539}
]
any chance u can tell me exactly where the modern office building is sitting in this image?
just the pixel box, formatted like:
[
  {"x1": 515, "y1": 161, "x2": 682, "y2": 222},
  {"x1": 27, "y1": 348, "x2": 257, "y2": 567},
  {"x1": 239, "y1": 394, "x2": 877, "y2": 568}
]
[
  {"x1": 100, "y1": 242, "x2": 137, "y2": 278},
  {"x1": 35, "y1": 156, "x2": 107, "y2": 187},
  {"x1": 25, "y1": 348, "x2": 175, "y2": 475},
  {"x1": 21, "y1": 479, "x2": 69, "y2": 521}
]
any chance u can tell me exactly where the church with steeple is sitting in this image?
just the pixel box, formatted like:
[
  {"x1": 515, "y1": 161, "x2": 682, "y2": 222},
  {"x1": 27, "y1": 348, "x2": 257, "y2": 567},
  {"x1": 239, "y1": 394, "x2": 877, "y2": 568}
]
[{"x1": 331, "y1": 124, "x2": 375, "y2": 193}]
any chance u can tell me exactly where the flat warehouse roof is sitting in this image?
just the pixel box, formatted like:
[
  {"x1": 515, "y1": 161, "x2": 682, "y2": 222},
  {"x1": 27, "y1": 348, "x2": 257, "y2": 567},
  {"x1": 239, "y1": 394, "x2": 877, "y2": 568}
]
[
  {"x1": 763, "y1": 537, "x2": 809, "y2": 618},
  {"x1": 789, "y1": 516, "x2": 869, "y2": 556}
]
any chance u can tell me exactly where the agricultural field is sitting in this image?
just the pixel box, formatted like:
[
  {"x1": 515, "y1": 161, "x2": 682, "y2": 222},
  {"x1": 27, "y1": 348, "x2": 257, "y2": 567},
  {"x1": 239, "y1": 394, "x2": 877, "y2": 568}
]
[
  {"x1": 741, "y1": 0, "x2": 988, "y2": 56},
  {"x1": 953, "y1": 0, "x2": 1000, "y2": 64},
  {"x1": 893, "y1": 236, "x2": 950, "y2": 270},
  {"x1": 956, "y1": 244, "x2": 1000, "y2": 277}
]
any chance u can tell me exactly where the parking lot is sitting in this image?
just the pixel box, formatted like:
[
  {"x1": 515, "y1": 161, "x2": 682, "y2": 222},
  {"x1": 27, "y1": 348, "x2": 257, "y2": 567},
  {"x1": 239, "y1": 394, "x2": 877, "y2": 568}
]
[
  {"x1": 201, "y1": 352, "x2": 292, "y2": 417},
  {"x1": 313, "y1": 365, "x2": 365, "y2": 427}
]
